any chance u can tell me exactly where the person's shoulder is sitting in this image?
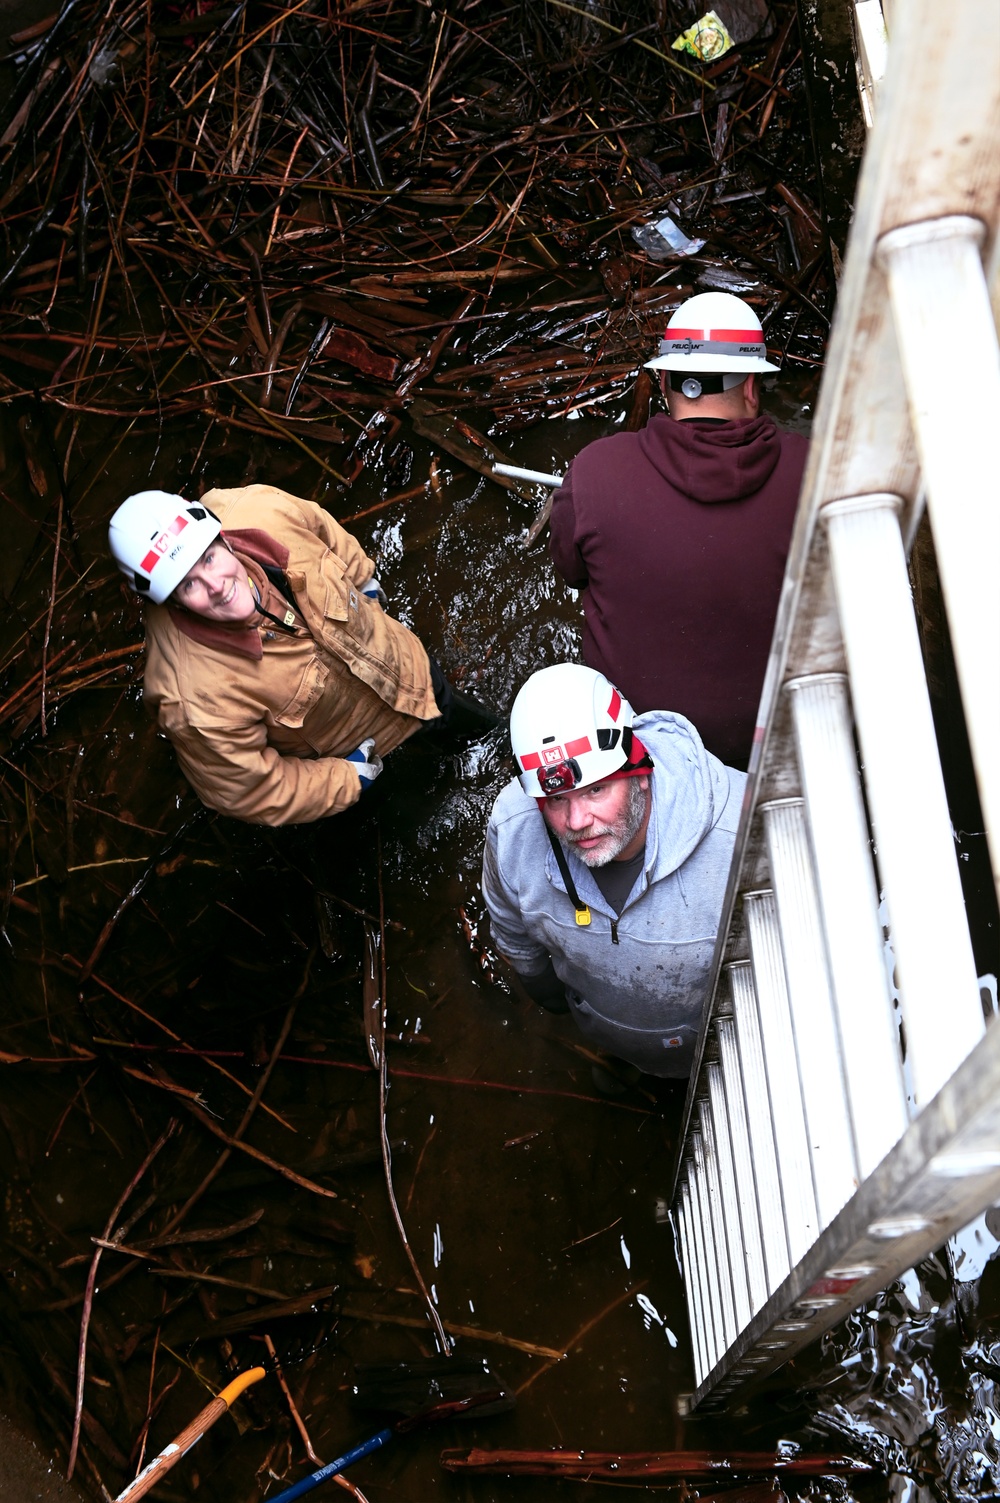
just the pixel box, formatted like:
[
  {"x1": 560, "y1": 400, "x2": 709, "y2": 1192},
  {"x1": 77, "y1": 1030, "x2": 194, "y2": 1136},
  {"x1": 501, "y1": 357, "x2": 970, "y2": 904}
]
[
  {"x1": 201, "y1": 483, "x2": 312, "y2": 531},
  {"x1": 714, "y1": 760, "x2": 747, "y2": 832},
  {"x1": 774, "y1": 425, "x2": 810, "y2": 460},
  {"x1": 142, "y1": 605, "x2": 192, "y2": 705},
  {"x1": 567, "y1": 424, "x2": 647, "y2": 476},
  {"x1": 489, "y1": 777, "x2": 542, "y2": 831},
  {"x1": 143, "y1": 604, "x2": 213, "y2": 682},
  {"x1": 634, "y1": 708, "x2": 704, "y2": 757},
  {"x1": 144, "y1": 601, "x2": 181, "y2": 654}
]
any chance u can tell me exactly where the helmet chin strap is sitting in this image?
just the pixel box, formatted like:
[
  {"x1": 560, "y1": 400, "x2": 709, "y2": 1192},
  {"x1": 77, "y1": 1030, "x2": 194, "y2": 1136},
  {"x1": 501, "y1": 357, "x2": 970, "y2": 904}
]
[{"x1": 543, "y1": 823, "x2": 592, "y2": 927}]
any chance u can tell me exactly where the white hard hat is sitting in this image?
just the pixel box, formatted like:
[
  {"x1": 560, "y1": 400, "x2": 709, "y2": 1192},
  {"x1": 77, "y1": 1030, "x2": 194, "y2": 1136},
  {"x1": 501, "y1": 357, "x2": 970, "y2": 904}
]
[
  {"x1": 644, "y1": 291, "x2": 779, "y2": 377},
  {"x1": 109, "y1": 491, "x2": 221, "y2": 604},
  {"x1": 510, "y1": 663, "x2": 641, "y2": 797}
]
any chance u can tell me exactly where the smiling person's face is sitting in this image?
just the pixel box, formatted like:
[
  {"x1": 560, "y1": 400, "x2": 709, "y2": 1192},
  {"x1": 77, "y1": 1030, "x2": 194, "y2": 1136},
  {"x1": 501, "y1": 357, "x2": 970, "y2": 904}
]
[
  {"x1": 172, "y1": 541, "x2": 256, "y2": 623},
  {"x1": 541, "y1": 774, "x2": 651, "y2": 868}
]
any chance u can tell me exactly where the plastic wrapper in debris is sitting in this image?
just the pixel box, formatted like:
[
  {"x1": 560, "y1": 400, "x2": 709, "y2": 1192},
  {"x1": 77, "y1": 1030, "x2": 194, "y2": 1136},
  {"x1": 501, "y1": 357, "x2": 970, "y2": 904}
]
[
  {"x1": 672, "y1": 10, "x2": 735, "y2": 62},
  {"x1": 631, "y1": 214, "x2": 706, "y2": 262}
]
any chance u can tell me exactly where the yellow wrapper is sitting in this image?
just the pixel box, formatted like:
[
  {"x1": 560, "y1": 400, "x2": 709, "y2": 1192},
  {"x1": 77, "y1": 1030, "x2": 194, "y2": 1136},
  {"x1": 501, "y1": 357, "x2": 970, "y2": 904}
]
[{"x1": 671, "y1": 10, "x2": 735, "y2": 62}]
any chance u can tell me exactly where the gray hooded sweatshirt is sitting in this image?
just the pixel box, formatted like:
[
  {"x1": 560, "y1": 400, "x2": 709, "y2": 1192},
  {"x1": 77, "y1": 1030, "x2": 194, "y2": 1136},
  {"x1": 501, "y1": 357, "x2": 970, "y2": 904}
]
[{"x1": 482, "y1": 711, "x2": 746, "y2": 1077}]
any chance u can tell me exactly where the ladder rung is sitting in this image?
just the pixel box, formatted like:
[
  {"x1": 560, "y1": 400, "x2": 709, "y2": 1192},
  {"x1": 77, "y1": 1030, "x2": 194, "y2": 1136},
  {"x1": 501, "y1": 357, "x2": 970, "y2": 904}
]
[
  {"x1": 761, "y1": 798, "x2": 858, "y2": 1228},
  {"x1": 706, "y1": 1060, "x2": 753, "y2": 1331},
  {"x1": 877, "y1": 218, "x2": 1000, "y2": 903},
  {"x1": 785, "y1": 673, "x2": 908, "y2": 1174},
  {"x1": 689, "y1": 1135, "x2": 727, "y2": 1371},
  {"x1": 685, "y1": 1156, "x2": 722, "y2": 1374},
  {"x1": 715, "y1": 1015, "x2": 769, "y2": 1314},
  {"x1": 675, "y1": 1183, "x2": 709, "y2": 1386},
  {"x1": 823, "y1": 495, "x2": 984, "y2": 1105},
  {"x1": 727, "y1": 962, "x2": 790, "y2": 1293},
  {"x1": 743, "y1": 891, "x2": 819, "y2": 1264},
  {"x1": 698, "y1": 1097, "x2": 739, "y2": 1349}
]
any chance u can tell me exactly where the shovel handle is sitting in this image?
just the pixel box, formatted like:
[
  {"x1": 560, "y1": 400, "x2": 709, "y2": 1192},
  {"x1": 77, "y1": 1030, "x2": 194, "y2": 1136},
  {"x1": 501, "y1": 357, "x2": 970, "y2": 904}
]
[
  {"x1": 114, "y1": 1367, "x2": 266, "y2": 1502},
  {"x1": 493, "y1": 462, "x2": 563, "y2": 487},
  {"x1": 268, "y1": 1427, "x2": 394, "y2": 1502}
]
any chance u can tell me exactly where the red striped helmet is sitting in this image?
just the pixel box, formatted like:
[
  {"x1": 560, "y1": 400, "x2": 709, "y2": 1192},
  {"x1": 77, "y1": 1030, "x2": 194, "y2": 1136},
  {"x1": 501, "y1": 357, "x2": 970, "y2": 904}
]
[
  {"x1": 510, "y1": 664, "x2": 636, "y2": 797},
  {"x1": 109, "y1": 491, "x2": 222, "y2": 604},
  {"x1": 644, "y1": 291, "x2": 779, "y2": 375}
]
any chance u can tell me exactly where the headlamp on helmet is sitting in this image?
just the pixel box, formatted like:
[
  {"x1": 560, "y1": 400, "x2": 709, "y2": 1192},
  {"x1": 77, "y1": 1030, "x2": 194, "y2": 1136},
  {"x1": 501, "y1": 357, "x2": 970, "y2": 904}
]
[
  {"x1": 510, "y1": 664, "x2": 639, "y2": 798},
  {"x1": 537, "y1": 758, "x2": 583, "y2": 796}
]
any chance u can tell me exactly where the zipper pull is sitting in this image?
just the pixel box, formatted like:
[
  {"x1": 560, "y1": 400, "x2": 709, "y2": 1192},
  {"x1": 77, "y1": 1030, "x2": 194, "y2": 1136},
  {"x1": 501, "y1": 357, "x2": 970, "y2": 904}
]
[{"x1": 610, "y1": 919, "x2": 619, "y2": 944}]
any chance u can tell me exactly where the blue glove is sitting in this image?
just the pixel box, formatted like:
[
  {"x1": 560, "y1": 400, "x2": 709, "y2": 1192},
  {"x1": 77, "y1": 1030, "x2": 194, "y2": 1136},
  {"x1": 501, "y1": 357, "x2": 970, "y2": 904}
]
[
  {"x1": 345, "y1": 738, "x2": 383, "y2": 791},
  {"x1": 360, "y1": 576, "x2": 388, "y2": 610}
]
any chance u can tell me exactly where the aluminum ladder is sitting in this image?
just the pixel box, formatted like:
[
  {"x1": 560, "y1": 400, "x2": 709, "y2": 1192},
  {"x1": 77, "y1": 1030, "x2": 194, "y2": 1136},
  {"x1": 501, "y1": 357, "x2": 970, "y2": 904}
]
[{"x1": 670, "y1": 0, "x2": 1000, "y2": 1413}]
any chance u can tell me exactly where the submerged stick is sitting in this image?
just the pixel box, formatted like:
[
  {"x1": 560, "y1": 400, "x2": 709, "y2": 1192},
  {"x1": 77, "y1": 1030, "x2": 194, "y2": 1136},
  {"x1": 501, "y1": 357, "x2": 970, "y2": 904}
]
[
  {"x1": 339, "y1": 1304, "x2": 564, "y2": 1361},
  {"x1": 185, "y1": 1283, "x2": 340, "y2": 1340},
  {"x1": 179, "y1": 1095, "x2": 337, "y2": 1200},
  {"x1": 78, "y1": 806, "x2": 209, "y2": 983},
  {"x1": 438, "y1": 1448, "x2": 876, "y2": 1478},
  {"x1": 264, "y1": 1333, "x2": 323, "y2": 1466},
  {"x1": 543, "y1": 0, "x2": 714, "y2": 86},
  {"x1": 371, "y1": 832, "x2": 450, "y2": 1353},
  {"x1": 338, "y1": 482, "x2": 428, "y2": 524},
  {"x1": 90, "y1": 1240, "x2": 288, "y2": 1300},
  {"x1": 162, "y1": 997, "x2": 299, "y2": 1234},
  {"x1": 39, "y1": 491, "x2": 63, "y2": 736},
  {"x1": 515, "y1": 1282, "x2": 645, "y2": 1397},
  {"x1": 75, "y1": 966, "x2": 294, "y2": 1131},
  {"x1": 68, "y1": 1119, "x2": 180, "y2": 1480}
]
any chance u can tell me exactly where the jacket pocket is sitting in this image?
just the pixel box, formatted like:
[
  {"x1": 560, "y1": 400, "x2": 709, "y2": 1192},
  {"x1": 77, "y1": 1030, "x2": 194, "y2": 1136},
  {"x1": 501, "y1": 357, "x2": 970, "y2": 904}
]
[
  {"x1": 315, "y1": 560, "x2": 351, "y2": 624},
  {"x1": 270, "y1": 657, "x2": 328, "y2": 731}
]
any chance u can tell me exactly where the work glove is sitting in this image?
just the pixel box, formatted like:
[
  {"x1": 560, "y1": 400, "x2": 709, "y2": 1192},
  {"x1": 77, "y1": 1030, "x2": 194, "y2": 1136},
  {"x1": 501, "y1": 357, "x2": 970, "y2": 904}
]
[
  {"x1": 360, "y1": 576, "x2": 388, "y2": 610},
  {"x1": 345, "y1": 738, "x2": 383, "y2": 790}
]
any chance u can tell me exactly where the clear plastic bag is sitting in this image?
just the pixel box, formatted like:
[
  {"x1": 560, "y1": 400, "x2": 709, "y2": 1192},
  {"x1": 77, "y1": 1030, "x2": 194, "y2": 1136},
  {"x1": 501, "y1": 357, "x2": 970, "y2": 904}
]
[{"x1": 631, "y1": 214, "x2": 706, "y2": 262}]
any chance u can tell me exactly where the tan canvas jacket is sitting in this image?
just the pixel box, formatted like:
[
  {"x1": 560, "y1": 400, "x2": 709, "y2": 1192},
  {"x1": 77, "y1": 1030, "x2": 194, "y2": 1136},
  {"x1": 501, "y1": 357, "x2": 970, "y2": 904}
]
[{"x1": 142, "y1": 484, "x2": 439, "y2": 824}]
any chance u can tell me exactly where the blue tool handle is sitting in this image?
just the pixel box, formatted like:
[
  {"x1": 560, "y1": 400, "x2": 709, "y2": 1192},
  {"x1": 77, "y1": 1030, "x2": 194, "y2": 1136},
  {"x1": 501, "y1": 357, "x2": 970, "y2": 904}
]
[{"x1": 267, "y1": 1428, "x2": 394, "y2": 1502}]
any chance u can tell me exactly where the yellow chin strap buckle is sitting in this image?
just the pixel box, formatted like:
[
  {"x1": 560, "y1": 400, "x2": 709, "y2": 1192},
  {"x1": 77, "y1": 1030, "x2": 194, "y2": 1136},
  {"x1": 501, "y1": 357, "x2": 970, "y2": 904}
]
[{"x1": 575, "y1": 906, "x2": 592, "y2": 926}]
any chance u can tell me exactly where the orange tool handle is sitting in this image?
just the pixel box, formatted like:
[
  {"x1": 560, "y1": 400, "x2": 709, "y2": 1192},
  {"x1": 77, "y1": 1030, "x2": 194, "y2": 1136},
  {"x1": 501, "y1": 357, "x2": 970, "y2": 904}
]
[{"x1": 114, "y1": 1366, "x2": 266, "y2": 1502}]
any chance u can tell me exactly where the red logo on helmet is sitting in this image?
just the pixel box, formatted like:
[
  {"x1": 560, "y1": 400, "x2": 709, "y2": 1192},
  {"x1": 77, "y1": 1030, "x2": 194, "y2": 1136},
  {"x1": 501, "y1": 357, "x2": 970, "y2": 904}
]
[
  {"x1": 138, "y1": 514, "x2": 188, "y2": 576},
  {"x1": 520, "y1": 735, "x2": 592, "y2": 772}
]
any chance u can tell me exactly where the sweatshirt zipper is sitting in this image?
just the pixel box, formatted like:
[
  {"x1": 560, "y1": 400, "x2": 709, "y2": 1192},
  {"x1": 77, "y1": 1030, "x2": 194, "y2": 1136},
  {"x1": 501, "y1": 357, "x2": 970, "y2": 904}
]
[{"x1": 610, "y1": 919, "x2": 619, "y2": 945}]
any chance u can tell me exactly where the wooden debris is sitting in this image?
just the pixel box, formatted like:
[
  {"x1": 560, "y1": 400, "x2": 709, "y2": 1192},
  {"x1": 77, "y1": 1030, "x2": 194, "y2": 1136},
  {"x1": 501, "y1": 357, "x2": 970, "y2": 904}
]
[
  {"x1": 0, "y1": 0, "x2": 828, "y2": 479},
  {"x1": 438, "y1": 1447, "x2": 877, "y2": 1478}
]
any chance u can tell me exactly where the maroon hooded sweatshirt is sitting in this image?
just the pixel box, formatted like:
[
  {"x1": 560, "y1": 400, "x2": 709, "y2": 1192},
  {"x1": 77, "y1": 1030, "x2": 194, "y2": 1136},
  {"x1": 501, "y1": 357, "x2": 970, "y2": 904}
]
[{"x1": 549, "y1": 412, "x2": 808, "y2": 769}]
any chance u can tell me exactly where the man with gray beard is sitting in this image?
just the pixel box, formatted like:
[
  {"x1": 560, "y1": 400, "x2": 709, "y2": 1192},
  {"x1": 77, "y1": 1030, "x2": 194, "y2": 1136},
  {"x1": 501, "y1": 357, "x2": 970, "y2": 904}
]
[{"x1": 481, "y1": 664, "x2": 745, "y2": 1082}]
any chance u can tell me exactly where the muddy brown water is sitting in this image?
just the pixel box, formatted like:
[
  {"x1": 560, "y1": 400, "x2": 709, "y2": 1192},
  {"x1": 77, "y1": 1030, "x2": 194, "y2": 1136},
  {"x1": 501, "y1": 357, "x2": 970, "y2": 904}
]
[{"x1": 1, "y1": 372, "x2": 998, "y2": 1502}]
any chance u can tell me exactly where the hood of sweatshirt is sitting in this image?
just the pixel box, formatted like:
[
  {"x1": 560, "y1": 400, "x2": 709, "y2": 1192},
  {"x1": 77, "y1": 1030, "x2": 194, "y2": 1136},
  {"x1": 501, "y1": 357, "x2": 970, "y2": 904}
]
[
  {"x1": 636, "y1": 411, "x2": 781, "y2": 503},
  {"x1": 627, "y1": 709, "x2": 737, "y2": 879}
]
